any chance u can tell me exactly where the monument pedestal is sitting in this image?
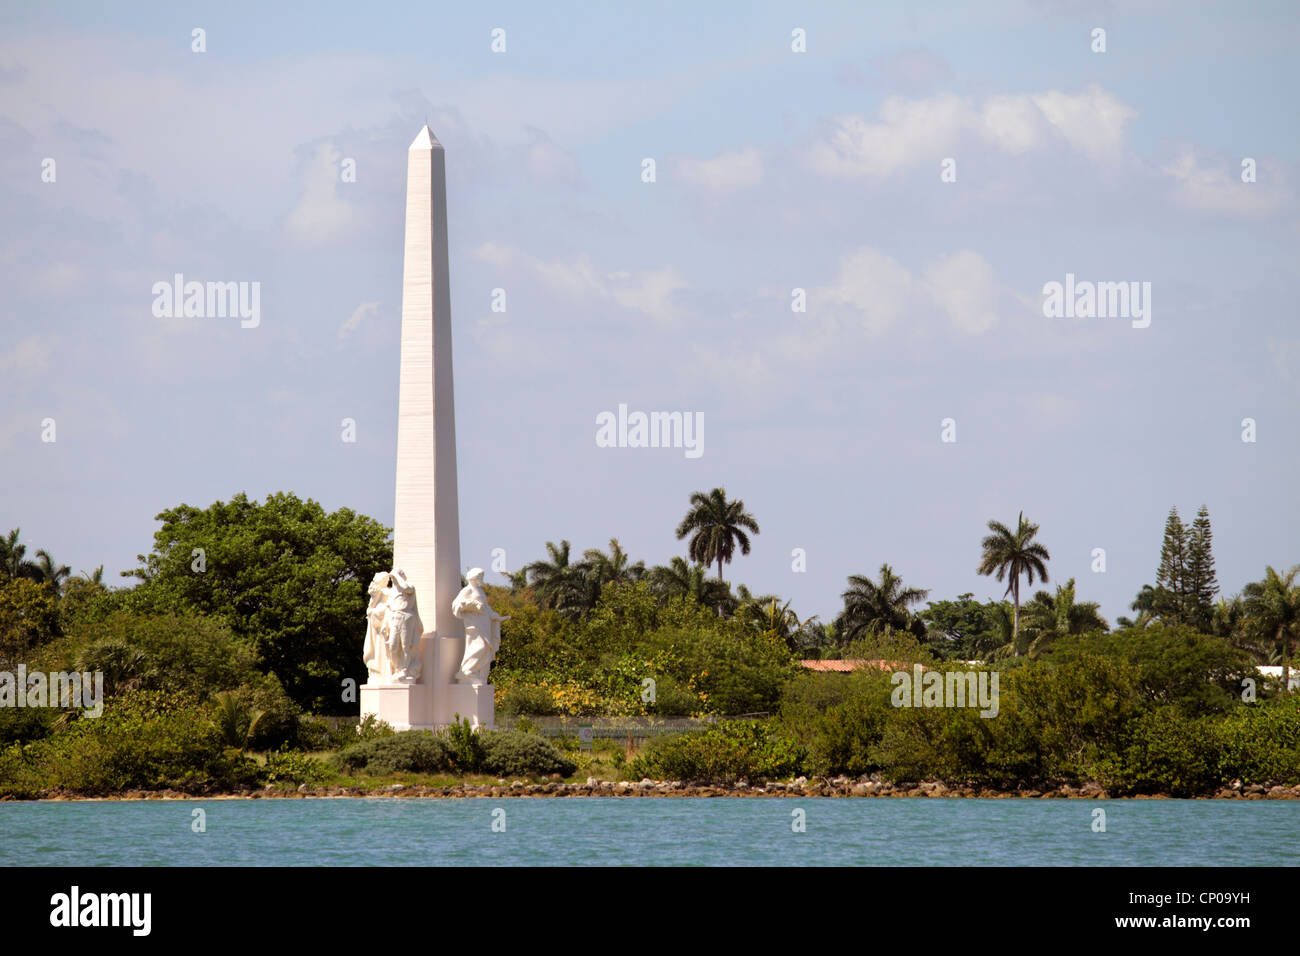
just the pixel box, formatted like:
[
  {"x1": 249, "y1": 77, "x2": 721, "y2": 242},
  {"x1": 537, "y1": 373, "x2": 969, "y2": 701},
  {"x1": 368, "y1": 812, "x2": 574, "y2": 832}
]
[
  {"x1": 448, "y1": 682, "x2": 495, "y2": 730},
  {"x1": 360, "y1": 682, "x2": 428, "y2": 732}
]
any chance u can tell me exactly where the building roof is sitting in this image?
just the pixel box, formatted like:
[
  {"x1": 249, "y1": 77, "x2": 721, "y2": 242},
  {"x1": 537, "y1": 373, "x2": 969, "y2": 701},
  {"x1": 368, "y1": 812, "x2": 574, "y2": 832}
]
[{"x1": 798, "y1": 659, "x2": 920, "y2": 672}]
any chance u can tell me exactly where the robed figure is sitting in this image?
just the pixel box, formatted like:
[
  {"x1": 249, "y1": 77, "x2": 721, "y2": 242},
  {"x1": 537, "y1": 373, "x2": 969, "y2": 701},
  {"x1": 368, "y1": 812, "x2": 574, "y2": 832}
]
[{"x1": 451, "y1": 568, "x2": 507, "y2": 685}]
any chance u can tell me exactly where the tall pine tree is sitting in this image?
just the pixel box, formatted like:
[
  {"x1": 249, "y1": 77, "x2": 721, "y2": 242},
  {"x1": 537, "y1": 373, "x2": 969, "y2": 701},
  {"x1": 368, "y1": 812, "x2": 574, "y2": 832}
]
[
  {"x1": 1186, "y1": 504, "x2": 1219, "y2": 631},
  {"x1": 1154, "y1": 507, "x2": 1190, "y2": 624}
]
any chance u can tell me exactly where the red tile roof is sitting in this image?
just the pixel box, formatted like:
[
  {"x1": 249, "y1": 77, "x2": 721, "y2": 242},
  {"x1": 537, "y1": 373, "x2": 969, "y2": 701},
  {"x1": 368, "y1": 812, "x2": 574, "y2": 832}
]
[{"x1": 798, "y1": 659, "x2": 920, "y2": 672}]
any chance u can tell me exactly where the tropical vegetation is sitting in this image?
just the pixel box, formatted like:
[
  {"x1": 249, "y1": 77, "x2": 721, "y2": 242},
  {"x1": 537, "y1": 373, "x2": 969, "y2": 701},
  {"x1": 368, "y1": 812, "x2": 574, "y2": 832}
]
[{"x1": 0, "y1": 494, "x2": 1295, "y2": 798}]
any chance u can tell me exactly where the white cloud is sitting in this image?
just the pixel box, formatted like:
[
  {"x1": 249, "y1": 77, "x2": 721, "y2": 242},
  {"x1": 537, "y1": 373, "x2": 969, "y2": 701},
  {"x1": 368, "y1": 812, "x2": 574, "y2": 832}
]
[
  {"x1": 924, "y1": 250, "x2": 1001, "y2": 334},
  {"x1": 674, "y1": 148, "x2": 764, "y2": 191},
  {"x1": 0, "y1": 334, "x2": 54, "y2": 377},
  {"x1": 815, "y1": 248, "x2": 915, "y2": 336},
  {"x1": 338, "y1": 301, "x2": 380, "y2": 339},
  {"x1": 518, "y1": 127, "x2": 582, "y2": 186},
  {"x1": 808, "y1": 85, "x2": 1136, "y2": 180},
  {"x1": 1163, "y1": 150, "x2": 1291, "y2": 218},
  {"x1": 811, "y1": 247, "x2": 1007, "y2": 338},
  {"x1": 470, "y1": 243, "x2": 687, "y2": 327},
  {"x1": 809, "y1": 94, "x2": 968, "y2": 180},
  {"x1": 285, "y1": 143, "x2": 362, "y2": 246}
]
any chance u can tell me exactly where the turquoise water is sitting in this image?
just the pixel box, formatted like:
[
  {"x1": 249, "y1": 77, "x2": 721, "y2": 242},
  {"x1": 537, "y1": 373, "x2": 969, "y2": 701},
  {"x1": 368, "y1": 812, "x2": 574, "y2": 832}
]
[{"x1": 1, "y1": 798, "x2": 1296, "y2": 866}]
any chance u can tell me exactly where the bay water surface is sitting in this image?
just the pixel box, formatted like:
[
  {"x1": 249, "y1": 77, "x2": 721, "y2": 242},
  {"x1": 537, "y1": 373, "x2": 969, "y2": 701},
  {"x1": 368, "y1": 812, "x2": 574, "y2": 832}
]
[{"x1": 1, "y1": 797, "x2": 1295, "y2": 866}]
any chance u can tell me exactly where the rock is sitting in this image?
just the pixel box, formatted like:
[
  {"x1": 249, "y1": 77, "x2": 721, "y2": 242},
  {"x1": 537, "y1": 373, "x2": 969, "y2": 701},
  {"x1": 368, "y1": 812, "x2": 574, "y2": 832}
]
[
  {"x1": 586, "y1": 777, "x2": 599, "y2": 787},
  {"x1": 851, "y1": 783, "x2": 872, "y2": 797},
  {"x1": 792, "y1": 776, "x2": 808, "y2": 787}
]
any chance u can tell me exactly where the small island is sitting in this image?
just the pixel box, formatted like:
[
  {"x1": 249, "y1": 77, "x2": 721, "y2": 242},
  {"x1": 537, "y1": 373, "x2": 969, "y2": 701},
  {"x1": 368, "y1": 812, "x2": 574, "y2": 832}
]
[{"x1": 2, "y1": 493, "x2": 1296, "y2": 802}]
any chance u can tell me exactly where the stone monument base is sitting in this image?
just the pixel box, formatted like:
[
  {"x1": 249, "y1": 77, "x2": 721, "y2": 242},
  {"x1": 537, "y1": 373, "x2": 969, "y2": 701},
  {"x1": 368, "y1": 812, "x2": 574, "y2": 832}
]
[
  {"x1": 448, "y1": 681, "x2": 495, "y2": 730},
  {"x1": 360, "y1": 682, "x2": 427, "y2": 732}
]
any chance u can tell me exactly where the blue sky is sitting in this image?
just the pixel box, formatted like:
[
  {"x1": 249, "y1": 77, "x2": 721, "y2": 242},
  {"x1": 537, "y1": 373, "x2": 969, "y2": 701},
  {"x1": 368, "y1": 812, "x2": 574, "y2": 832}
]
[{"x1": 2, "y1": 0, "x2": 1297, "y2": 625}]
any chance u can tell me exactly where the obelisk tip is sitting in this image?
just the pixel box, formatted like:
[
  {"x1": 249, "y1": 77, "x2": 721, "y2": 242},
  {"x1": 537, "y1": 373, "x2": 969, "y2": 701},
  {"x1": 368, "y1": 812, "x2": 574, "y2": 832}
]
[{"x1": 409, "y1": 125, "x2": 442, "y2": 150}]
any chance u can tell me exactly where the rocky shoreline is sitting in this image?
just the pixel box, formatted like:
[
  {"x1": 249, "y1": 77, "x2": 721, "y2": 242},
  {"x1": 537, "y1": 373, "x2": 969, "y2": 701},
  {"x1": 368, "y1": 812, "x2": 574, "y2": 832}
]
[{"x1": 17, "y1": 776, "x2": 1300, "y2": 801}]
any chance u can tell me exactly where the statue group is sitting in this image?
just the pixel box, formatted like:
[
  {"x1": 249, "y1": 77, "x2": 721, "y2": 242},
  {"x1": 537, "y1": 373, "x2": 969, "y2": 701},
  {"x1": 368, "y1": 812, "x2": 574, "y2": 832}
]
[{"x1": 363, "y1": 566, "x2": 506, "y2": 688}]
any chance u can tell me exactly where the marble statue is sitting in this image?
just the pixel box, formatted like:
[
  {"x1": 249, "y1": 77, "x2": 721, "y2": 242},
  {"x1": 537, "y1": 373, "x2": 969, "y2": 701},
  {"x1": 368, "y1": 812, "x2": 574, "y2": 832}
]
[
  {"x1": 362, "y1": 569, "x2": 423, "y2": 683},
  {"x1": 362, "y1": 571, "x2": 390, "y2": 680},
  {"x1": 451, "y1": 568, "x2": 507, "y2": 685}
]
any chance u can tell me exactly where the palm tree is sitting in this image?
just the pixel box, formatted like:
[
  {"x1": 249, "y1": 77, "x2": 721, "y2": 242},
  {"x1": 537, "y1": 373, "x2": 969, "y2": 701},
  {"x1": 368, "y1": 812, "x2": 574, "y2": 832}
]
[
  {"x1": 212, "y1": 691, "x2": 264, "y2": 753},
  {"x1": 734, "y1": 585, "x2": 791, "y2": 631},
  {"x1": 1116, "y1": 584, "x2": 1158, "y2": 630},
  {"x1": 980, "y1": 601, "x2": 1016, "y2": 660},
  {"x1": 1211, "y1": 594, "x2": 1245, "y2": 641},
  {"x1": 674, "y1": 487, "x2": 760, "y2": 581},
  {"x1": 648, "y1": 556, "x2": 730, "y2": 608},
  {"x1": 976, "y1": 511, "x2": 1051, "y2": 656},
  {"x1": 737, "y1": 591, "x2": 816, "y2": 649},
  {"x1": 835, "y1": 563, "x2": 930, "y2": 643},
  {"x1": 582, "y1": 538, "x2": 646, "y2": 588},
  {"x1": 77, "y1": 565, "x2": 105, "y2": 585},
  {"x1": 791, "y1": 620, "x2": 836, "y2": 655},
  {"x1": 1021, "y1": 578, "x2": 1109, "y2": 657},
  {"x1": 1242, "y1": 565, "x2": 1300, "y2": 692},
  {"x1": 1, "y1": 528, "x2": 39, "y2": 581},
  {"x1": 33, "y1": 549, "x2": 71, "y2": 595},
  {"x1": 524, "y1": 540, "x2": 589, "y2": 613},
  {"x1": 505, "y1": 567, "x2": 531, "y2": 596}
]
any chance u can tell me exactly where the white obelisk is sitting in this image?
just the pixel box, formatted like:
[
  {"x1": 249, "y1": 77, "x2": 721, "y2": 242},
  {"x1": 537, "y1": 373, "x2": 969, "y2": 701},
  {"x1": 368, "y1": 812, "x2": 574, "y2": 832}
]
[{"x1": 362, "y1": 126, "x2": 492, "y2": 730}]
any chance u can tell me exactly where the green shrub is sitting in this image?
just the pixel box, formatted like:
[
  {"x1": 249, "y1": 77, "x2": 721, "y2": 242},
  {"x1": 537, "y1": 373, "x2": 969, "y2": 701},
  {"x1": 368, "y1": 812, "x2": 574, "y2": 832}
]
[
  {"x1": 298, "y1": 714, "x2": 378, "y2": 751},
  {"x1": 1039, "y1": 626, "x2": 1251, "y2": 716},
  {"x1": 479, "y1": 730, "x2": 576, "y2": 778},
  {"x1": 296, "y1": 714, "x2": 337, "y2": 751},
  {"x1": 262, "y1": 746, "x2": 330, "y2": 786},
  {"x1": 0, "y1": 704, "x2": 55, "y2": 747},
  {"x1": 70, "y1": 611, "x2": 261, "y2": 698},
  {"x1": 335, "y1": 731, "x2": 454, "y2": 775},
  {"x1": 630, "y1": 720, "x2": 805, "y2": 783},
  {"x1": 355, "y1": 713, "x2": 395, "y2": 741},
  {"x1": 30, "y1": 690, "x2": 258, "y2": 794},
  {"x1": 243, "y1": 678, "x2": 301, "y2": 750},
  {"x1": 1101, "y1": 706, "x2": 1222, "y2": 796},
  {"x1": 497, "y1": 683, "x2": 559, "y2": 717},
  {"x1": 1217, "y1": 698, "x2": 1300, "y2": 784},
  {"x1": 779, "y1": 671, "x2": 895, "y2": 777},
  {"x1": 445, "y1": 716, "x2": 486, "y2": 770}
]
